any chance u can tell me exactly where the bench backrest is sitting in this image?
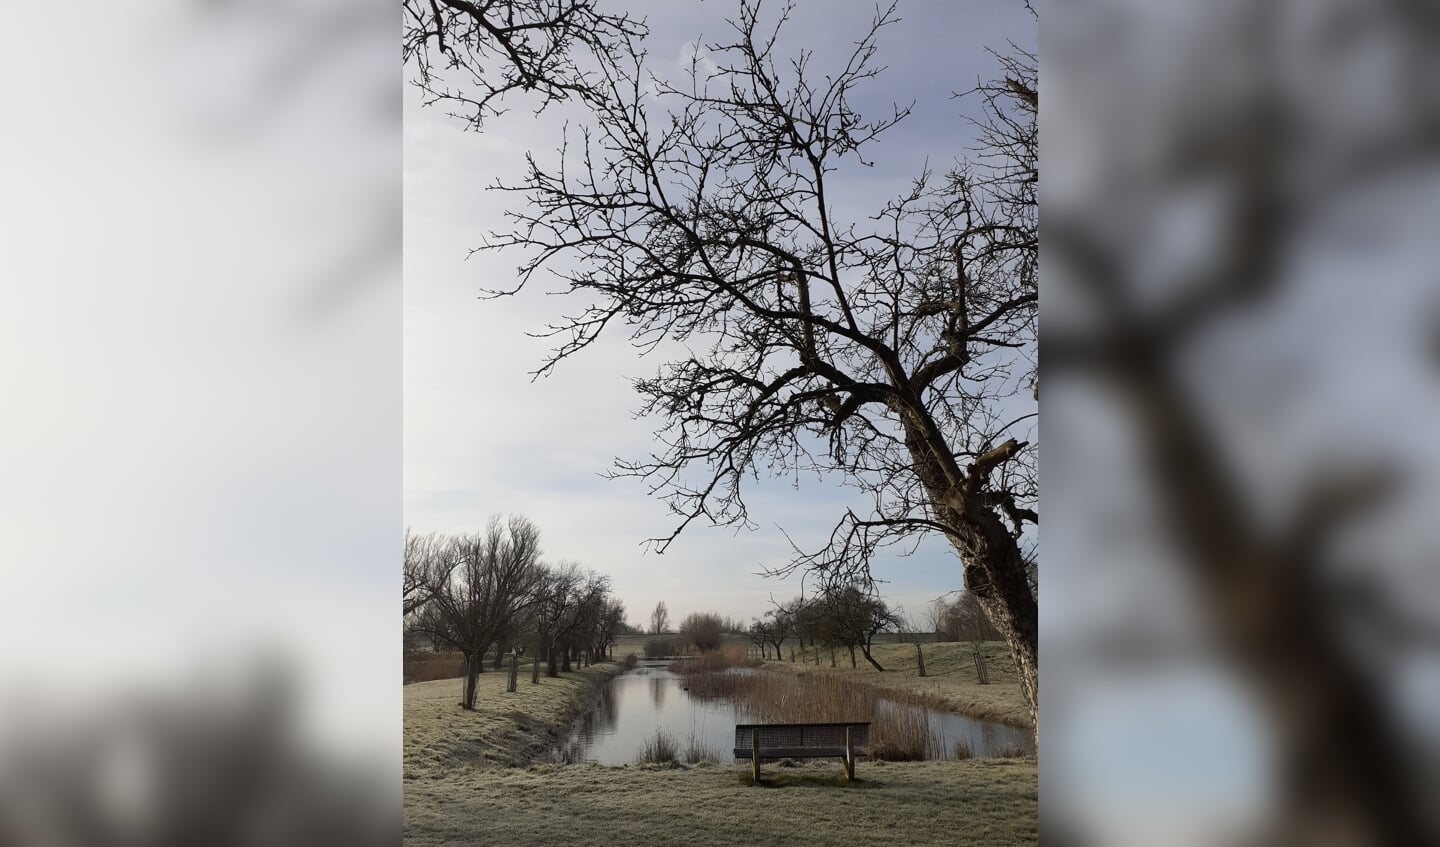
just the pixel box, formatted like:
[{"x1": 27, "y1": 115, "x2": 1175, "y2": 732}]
[{"x1": 734, "y1": 722, "x2": 869, "y2": 751}]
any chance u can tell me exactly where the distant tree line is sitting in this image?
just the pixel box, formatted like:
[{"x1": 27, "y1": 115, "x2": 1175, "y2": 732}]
[
  {"x1": 929, "y1": 592, "x2": 1003, "y2": 643},
  {"x1": 747, "y1": 583, "x2": 903, "y2": 672},
  {"x1": 403, "y1": 516, "x2": 625, "y2": 710}
]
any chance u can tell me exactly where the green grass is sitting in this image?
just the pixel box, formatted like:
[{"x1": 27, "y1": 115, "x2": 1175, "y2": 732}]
[{"x1": 764, "y1": 641, "x2": 1031, "y2": 727}]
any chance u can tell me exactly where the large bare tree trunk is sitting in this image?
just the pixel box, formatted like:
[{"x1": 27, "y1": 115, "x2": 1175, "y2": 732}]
[
  {"x1": 907, "y1": 426, "x2": 1040, "y2": 751},
  {"x1": 462, "y1": 653, "x2": 481, "y2": 710}
]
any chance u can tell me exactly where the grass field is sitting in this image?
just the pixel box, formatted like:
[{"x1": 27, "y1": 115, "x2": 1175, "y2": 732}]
[
  {"x1": 404, "y1": 645, "x2": 1036, "y2": 845},
  {"x1": 405, "y1": 757, "x2": 1038, "y2": 847}
]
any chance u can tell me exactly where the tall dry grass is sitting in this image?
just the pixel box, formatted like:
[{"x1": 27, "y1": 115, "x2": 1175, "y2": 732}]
[
  {"x1": 682, "y1": 732, "x2": 723, "y2": 764},
  {"x1": 667, "y1": 643, "x2": 760, "y2": 674},
  {"x1": 636, "y1": 730, "x2": 680, "y2": 764},
  {"x1": 681, "y1": 670, "x2": 942, "y2": 761},
  {"x1": 404, "y1": 651, "x2": 466, "y2": 684}
]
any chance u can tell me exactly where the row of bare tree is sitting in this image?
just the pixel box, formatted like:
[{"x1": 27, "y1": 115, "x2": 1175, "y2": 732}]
[
  {"x1": 928, "y1": 592, "x2": 1003, "y2": 643},
  {"x1": 403, "y1": 516, "x2": 625, "y2": 710},
  {"x1": 747, "y1": 584, "x2": 903, "y2": 672}
]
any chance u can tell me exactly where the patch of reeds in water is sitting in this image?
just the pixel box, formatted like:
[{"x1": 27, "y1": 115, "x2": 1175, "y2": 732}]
[
  {"x1": 637, "y1": 730, "x2": 680, "y2": 764},
  {"x1": 636, "y1": 729, "x2": 724, "y2": 765},
  {"x1": 680, "y1": 670, "x2": 942, "y2": 761},
  {"x1": 682, "y1": 732, "x2": 722, "y2": 764},
  {"x1": 667, "y1": 643, "x2": 761, "y2": 674}
]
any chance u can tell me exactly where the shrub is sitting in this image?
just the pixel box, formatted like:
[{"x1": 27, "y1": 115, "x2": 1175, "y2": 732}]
[
  {"x1": 952, "y1": 740, "x2": 974, "y2": 760},
  {"x1": 623, "y1": 653, "x2": 639, "y2": 669}
]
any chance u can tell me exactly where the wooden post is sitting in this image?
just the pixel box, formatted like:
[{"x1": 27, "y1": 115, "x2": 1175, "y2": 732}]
[
  {"x1": 531, "y1": 654, "x2": 540, "y2": 684},
  {"x1": 916, "y1": 643, "x2": 927, "y2": 678},
  {"x1": 844, "y1": 725, "x2": 855, "y2": 782},
  {"x1": 751, "y1": 728, "x2": 760, "y2": 783},
  {"x1": 507, "y1": 651, "x2": 518, "y2": 692}
]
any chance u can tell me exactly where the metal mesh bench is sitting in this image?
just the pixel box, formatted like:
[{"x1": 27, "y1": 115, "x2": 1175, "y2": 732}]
[{"x1": 734, "y1": 722, "x2": 870, "y2": 782}]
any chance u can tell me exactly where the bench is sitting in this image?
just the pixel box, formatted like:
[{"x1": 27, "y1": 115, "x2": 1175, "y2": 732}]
[{"x1": 734, "y1": 722, "x2": 870, "y2": 782}]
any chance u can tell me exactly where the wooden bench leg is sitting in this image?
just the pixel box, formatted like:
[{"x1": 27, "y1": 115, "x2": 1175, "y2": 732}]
[
  {"x1": 751, "y1": 728, "x2": 760, "y2": 783},
  {"x1": 844, "y1": 725, "x2": 855, "y2": 782}
]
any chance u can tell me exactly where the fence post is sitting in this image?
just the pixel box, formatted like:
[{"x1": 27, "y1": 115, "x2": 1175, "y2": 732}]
[
  {"x1": 507, "y1": 651, "x2": 518, "y2": 693},
  {"x1": 916, "y1": 643, "x2": 927, "y2": 678}
]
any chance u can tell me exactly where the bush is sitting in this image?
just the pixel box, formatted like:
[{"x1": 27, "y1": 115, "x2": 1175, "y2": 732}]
[
  {"x1": 623, "y1": 653, "x2": 639, "y2": 669},
  {"x1": 952, "y1": 740, "x2": 974, "y2": 760}
]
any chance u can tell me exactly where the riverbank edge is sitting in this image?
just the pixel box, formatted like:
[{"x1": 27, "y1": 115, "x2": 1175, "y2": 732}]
[
  {"x1": 403, "y1": 660, "x2": 628, "y2": 774},
  {"x1": 756, "y1": 658, "x2": 1033, "y2": 729}
]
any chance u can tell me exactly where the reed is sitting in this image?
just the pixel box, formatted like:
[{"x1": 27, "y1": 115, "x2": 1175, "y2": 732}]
[
  {"x1": 667, "y1": 643, "x2": 761, "y2": 674},
  {"x1": 681, "y1": 670, "x2": 941, "y2": 761},
  {"x1": 681, "y1": 732, "x2": 722, "y2": 764},
  {"x1": 637, "y1": 730, "x2": 680, "y2": 764}
]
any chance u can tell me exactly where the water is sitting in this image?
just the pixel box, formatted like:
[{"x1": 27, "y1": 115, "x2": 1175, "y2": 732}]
[{"x1": 551, "y1": 660, "x2": 1034, "y2": 764}]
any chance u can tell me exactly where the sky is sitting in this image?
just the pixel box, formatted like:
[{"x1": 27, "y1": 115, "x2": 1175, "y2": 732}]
[{"x1": 403, "y1": 0, "x2": 1036, "y2": 627}]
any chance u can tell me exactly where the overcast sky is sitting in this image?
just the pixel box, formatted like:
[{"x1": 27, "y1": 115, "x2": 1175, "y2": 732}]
[{"x1": 403, "y1": 0, "x2": 1035, "y2": 627}]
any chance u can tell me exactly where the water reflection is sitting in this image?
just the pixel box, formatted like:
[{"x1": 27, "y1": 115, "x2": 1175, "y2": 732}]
[{"x1": 552, "y1": 661, "x2": 1033, "y2": 765}]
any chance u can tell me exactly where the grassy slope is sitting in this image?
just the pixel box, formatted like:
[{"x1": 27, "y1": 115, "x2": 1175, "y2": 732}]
[
  {"x1": 762, "y1": 641, "x2": 1031, "y2": 727},
  {"x1": 404, "y1": 649, "x2": 1036, "y2": 846},
  {"x1": 404, "y1": 662, "x2": 625, "y2": 772}
]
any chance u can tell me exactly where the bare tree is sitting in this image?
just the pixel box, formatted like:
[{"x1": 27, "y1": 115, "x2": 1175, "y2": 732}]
[
  {"x1": 403, "y1": 528, "x2": 442, "y2": 617},
  {"x1": 746, "y1": 619, "x2": 769, "y2": 660},
  {"x1": 535, "y1": 563, "x2": 609, "y2": 675},
  {"x1": 414, "y1": 515, "x2": 545, "y2": 709},
  {"x1": 649, "y1": 600, "x2": 669, "y2": 635},
  {"x1": 403, "y1": 0, "x2": 646, "y2": 129},
  {"x1": 761, "y1": 604, "x2": 793, "y2": 661},
  {"x1": 593, "y1": 598, "x2": 626, "y2": 661},
  {"x1": 820, "y1": 582, "x2": 901, "y2": 672},
  {"x1": 482, "y1": 2, "x2": 1038, "y2": 743}
]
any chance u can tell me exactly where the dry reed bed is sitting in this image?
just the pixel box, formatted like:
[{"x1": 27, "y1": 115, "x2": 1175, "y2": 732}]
[
  {"x1": 767, "y1": 641, "x2": 1031, "y2": 727},
  {"x1": 404, "y1": 651, "x2": 467, "y2": 684},
  {"x1": 680, "y1": 669, "x2": 945, "y2": 760}
]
